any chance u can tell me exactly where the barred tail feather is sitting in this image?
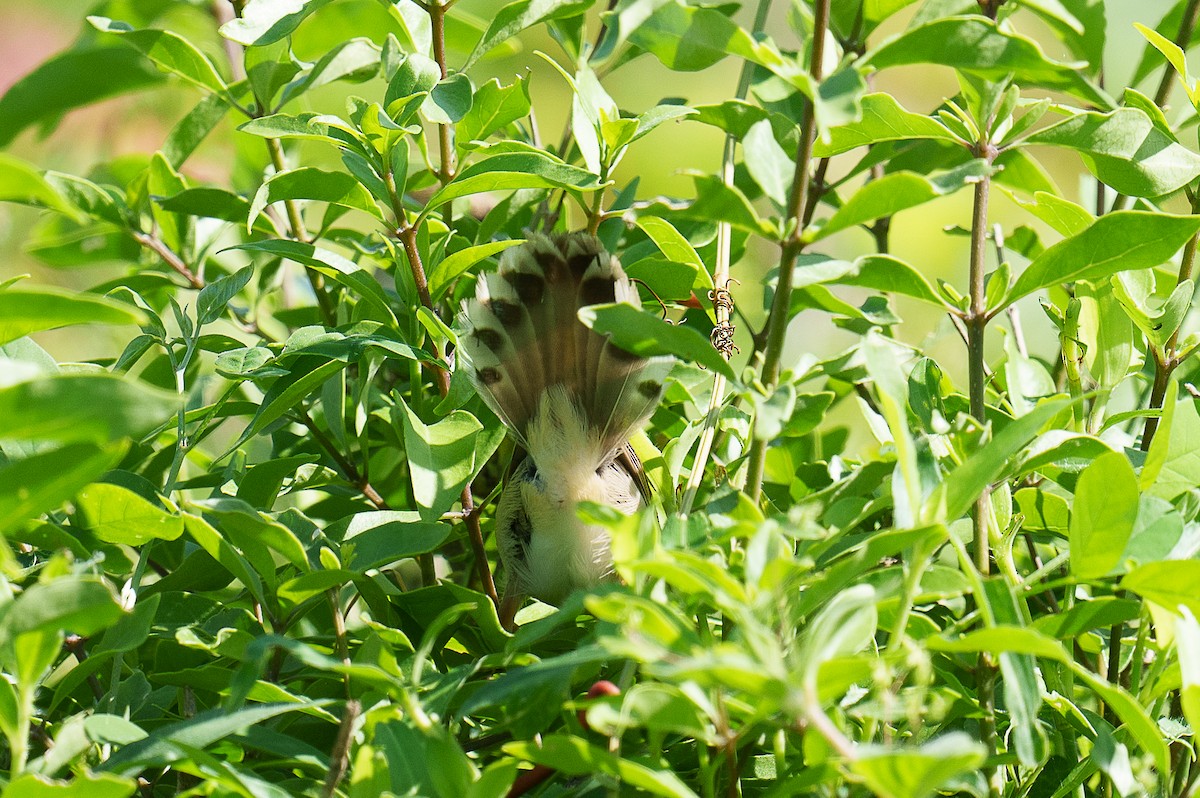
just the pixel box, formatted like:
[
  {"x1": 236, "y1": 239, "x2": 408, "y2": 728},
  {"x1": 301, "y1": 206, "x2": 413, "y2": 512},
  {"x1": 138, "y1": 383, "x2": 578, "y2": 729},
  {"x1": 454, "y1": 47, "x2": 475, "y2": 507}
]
[{"x1": 459, "y1": 233, "x2": 670, "y2": 458}]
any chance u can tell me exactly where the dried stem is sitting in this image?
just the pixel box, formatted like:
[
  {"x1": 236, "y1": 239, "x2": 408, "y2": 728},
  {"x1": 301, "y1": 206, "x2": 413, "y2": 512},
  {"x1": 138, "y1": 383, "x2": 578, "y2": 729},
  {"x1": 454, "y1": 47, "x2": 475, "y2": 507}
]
[{"x1": 744, "y1": 0, "x2": 829, "y2": 502}]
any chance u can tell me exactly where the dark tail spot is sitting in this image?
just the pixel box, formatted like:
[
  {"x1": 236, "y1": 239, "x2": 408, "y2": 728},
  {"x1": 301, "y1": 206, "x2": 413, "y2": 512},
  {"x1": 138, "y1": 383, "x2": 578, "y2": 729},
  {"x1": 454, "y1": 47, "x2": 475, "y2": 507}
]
[
  {"x1": 637, "y1": 379, "x2": 662, "y2": 399},
  {"x1": 581, "y1": 276, "x2": 616, "y2": 305},
  {"x1": 567, "y1": 251, "x2": 598, "y2": 277},
  {"x1": 503, "y1": 271, "x2": 545, "y2": 303},
  {"x1": 488, "y1": 300, "x2": 522, "y2": 325},
  {"x1": 479, "y1": 367, "x2": 503, "y2": 385},
  {"x1": 473, "y1": 327, "x2": 504, "y2": 351}
]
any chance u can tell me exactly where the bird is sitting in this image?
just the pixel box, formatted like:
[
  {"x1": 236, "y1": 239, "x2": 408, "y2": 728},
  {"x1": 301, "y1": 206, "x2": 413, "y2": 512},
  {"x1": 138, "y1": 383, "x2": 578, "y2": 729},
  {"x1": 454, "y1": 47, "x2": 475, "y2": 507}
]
[{"x1": 458, "y1": 232, "x2": 672, "y2": 628}]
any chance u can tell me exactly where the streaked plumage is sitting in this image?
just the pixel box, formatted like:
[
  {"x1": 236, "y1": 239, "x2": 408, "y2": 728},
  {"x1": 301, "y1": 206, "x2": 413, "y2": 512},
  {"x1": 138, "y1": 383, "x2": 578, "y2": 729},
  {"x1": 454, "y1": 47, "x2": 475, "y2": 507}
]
[{"x1": 459, "y1": 233, "x2": 670, "y2": 619}]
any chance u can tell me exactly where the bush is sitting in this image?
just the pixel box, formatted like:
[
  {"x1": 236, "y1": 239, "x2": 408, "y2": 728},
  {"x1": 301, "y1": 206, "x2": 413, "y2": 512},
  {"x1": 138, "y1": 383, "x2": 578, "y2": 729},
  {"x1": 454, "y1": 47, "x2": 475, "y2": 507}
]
[{"x1": 2, "y1": 0, "x2": 1200, "y2": 795}]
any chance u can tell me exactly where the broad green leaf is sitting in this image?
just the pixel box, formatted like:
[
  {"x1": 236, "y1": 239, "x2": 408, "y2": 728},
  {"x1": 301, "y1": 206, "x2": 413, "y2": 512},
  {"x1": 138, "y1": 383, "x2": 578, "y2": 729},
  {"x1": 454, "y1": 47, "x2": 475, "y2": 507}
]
[
  {"x1": 798, "y1": 584, "x2": 877, "y2": 685},
  {"x1": 624, "y1": 258, "x2": 699, "y2": 301},
  {"x1": 464, "y1": 0, "x2": 592, "y2": 69},
  {"x1": 162, "y1": 92, "x2": 234, "y2": 168},
  {"x1": 426, "y1": 73, "x2": 474, "y2": 125},
  {"x1": 89, "y1": 17, "x2": 227, "y2": 94},
  {"x1": 829, "y1": 255, "x2": 945, "y2": 307},
  {"x1": 867, "y1": 16, "x2": 1110, "y2": 108},
  {"x1": 249, "y1": 167, "x2": 383, "y2": 230},
  {"x1": 327, "y1": 511, "x2": 451, "y2": 571},
  {"x1": 1143, "y1": 394, "x2": 1200, "y2": 501},
  {"x1": 457, "y1": 75, "x2": 532, "y2": 145},
  {"x1": 76, "y1": 483, "x2": 184, "y2": 546},
  {"x1": 281, "y1": 38, "x2": 381, "y2": 105},
  {"x1": 503, "y1": 734, "x2": 700, "y2": 798},
  {"x1": 815, "y1": 160, "x2": 991, "y2": 240},
  {"x1": 428, "y1": 239, "x2": 525, "y2": 301},
  {"x1": 245, "y1": 39, "x2": 300, "y2": 108},
  {"x1": 851, "y1": 733, "x2": 988, "y2": 798},
  {"x1": 0, "y1": 46, "x2": 163, "y2": 147},
  {"x1": 923, "y1": 398, "x2": 1072, "y2": 524},
  {"x1": 147, "y1": 153, "x2": 189, "y2": 254},
  {"x1": 1112, "y1": 270, "x2": 1192, "y2": 349},
  {"x1": 2, "y1": 773, "x2": 137, "y2": 798},
  {"x1": 100, "y1": 703, "x2": 323, "y2": 774},
  {"x1": 1069, "y1": 450, "x2": 1138, "y2": 579},
  {"x1": 1007, "y1": 212, "x2": 1200, "y2": 306},
  {"x1": 0, "y1": 444, "x2": 123, "y2": 533},
  {"x1": 0, "y1": 155, "x2": 82, "y2": 219},
  {"x1": 157, "y1": 188, "x2": 252, "y2": 224},
  {"x1": 635, "y1": 216, "x2": 711, "y2": 291},
  {"x1": 0, "y1": 374, "x2": 179, "y2": 444},
  {"x1": 1123, "y1": 561, "x2": 1200, "y2": 616},
  {"x1": 424, "y1": 152, "x2": 602, "y2": 213},
  {"x1": 813, "y1": 93, "x2": 958, "y2": 157},
  {"x1": 3, "y1": 578, "x2": 124, "y2": 639},
  {"x1": 396, "y1": 398, "x2": 489, "y2": 522},
  {"x1": 219, "y1": 0, "x2": 336, "y2": 45},
  {"x1": 579, "y1": 304, "x2": 734, "y2": 380},
  {"x1": 1025, "y1": 108, "x2": 1200, "y2": 197},
  {"x1": 0, "y1": 289, "x2": 144, "y2": 347}
]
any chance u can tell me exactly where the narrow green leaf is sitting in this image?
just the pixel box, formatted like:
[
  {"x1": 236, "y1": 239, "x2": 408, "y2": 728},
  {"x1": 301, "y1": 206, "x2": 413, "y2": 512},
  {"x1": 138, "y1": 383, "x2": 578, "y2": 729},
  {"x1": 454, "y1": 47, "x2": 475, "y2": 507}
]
[
  {"x1": 0, "y1": 155, "x2": 83, "y2": 220},
  {"x1": 429, "y1": 239, "x2": 525, "y2": 301},
  {"x1": 0, "y1": 288, "x2": 144, "y2": 347},
  {"x1": 457, "y1": 75, "x2": 532, "y2": 145},
  {"x1": 249, "y1": 167, "x2": 383, "y2": 231},
  {"x1": 579, "y1": 303, "x2": 732, "y2": 380},
  {"x1": 464, "y1": 0, "x2": 592, "y2": 69},
  {"x1": 425, "y1": 152, "x2": 602, "y2": 213},
  {"x1": 76, "y1": 483, "x2": 184, "y2": 546}
]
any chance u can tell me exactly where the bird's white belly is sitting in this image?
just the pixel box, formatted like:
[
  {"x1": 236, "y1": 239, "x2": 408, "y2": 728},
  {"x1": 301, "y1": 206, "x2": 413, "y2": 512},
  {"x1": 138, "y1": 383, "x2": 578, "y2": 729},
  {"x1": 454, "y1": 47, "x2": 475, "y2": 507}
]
[{"x1": 523, "y1": 504, "x2": 612, "y2": 605}]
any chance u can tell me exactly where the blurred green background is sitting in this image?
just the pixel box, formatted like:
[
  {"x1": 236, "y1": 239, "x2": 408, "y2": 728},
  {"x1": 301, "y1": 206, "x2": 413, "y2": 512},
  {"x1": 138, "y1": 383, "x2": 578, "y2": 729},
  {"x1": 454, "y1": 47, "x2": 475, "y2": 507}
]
[{"x1": 0, "y1": 0, "x2": 1181, "y2": 434}]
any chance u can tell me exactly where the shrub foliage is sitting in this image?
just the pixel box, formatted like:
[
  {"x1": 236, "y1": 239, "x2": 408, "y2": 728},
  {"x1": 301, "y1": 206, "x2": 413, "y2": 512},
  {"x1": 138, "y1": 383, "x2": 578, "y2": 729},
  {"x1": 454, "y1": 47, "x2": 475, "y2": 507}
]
[{"x1": 3, "y1": 0, "x2": 1200, "y2": 795}]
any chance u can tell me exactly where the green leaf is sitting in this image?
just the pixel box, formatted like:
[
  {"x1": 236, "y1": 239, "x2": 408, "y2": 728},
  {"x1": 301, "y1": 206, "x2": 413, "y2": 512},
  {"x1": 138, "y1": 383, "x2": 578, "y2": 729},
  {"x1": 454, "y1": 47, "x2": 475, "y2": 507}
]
[
  {"x1": 1069, "y1": 450, "x2": 1138, "y2": 579},
  {"x1": 1143, "y1": 393, "x2": 1200, "y2": 501},
  {"x1": 231, "y1": 240, "x2": 395, "y2": 323},
  {"x1": 813, "y1": 93, "x2": 958, "y2": 157},
  {"x1": 218, "y1": 0, "x2": 336, "y2": 45},
  {"x1": 238, "y1": 113, "x2": 363, "y2": 150},
  {"x1": 866, "y1": 16, "x2": 1109, "y2": 108},
  {"x1": 828, "y1": 255, "x2": 945, "y2": 307},
  {"x1": 579, "y1": 303, "x2": 733, "y2": 380},
  {"x1": 0, "y1": 288, "x2": 145, "y2": 347},
  {"x1": 163, "y1": 93, "x2": 234, "y2": 168},
  {"x1": 156, "y1": 188, "x2": 251, "y2": 224},
  {"x1": 281, "y1": 38, "x2": 381, "y2": 105},
  {"x1": 197, "y1": 266, "x2": 254, "y2": 327},
  {"x1": 395, "y1": 398, "x2": 490, "y2": 522},
  {"x1": 0, "y1": 46, "x2": 163, "y2": 147},
  {"x1": 1123, "y1": 561, "x2": 1200, "y2": 616},
  {"x1": 0, "y1": 155, "x2": 83, "y2": 220},
  {"x1": 1025, "y1": 108, "x2": 1200, "y2": 198},
  {"x1": 635, "y1": 216, "x2": 711, "y2": 291},
  {"x1": 1112, "y1": 270, "x2": 1192, "y2": 349},
  {"x1": 0, "y1": 444, "x2": 123, "y2": 534},
  {"x1": 224, "y1": 357, "x2": 348, "y2": 455},
  {"x1": 851, "y1": 733, "x2": 988, "y2": 798},
  {"x1": 424, "y1": 152, "x2": 602, "y2": 214},
  {"x1": 0, "y1": 374, "x2": 179, "y2": 444},
  {"x1": 815, "y1": 160, "x2": 992, "y2": 240},
  {"x1": 503, "y1": 734, "x2": 700, "y2": 798},
  {"x1": 1007, "y1": 212, "x2": 1200, "y2": 306},
  {"x1": 327, "y1": 511, "x2": 451, "y2": 571},
  {"x1": 427, "y1": 73, "x2": 474, "y2": 125},
  {"x1": 923, "y1": 398, "x2": 1073, "y2": 524},
  {"x1": 743, "y1": 119, "x2": 792, "y2": 206},
  {"x1": 100, "y1": 703, "x2": 323, "y2": 775},
  {"x1": 3, "y1": 578, "x2": 124, "y2": 639},
  {"x1": 76, "y1": 483, "x2": 184, "y2": 546},
  {"x1": 428, "y1": 239, "x2": 525, "y2": 301},
  {"x1": 2, "y1": 773, "x2": 137, "y2": 798},
  {"x1": 457, "y1": 75, "x2": 532, "y2": 145},
  {"x1": 88, "y1": 17, "x2": 227, "y2": 94},
  {"x1": 249, "y1": 167, "x2": 383, "y2": 231},
  {"x1": 1005, "y1": 189, "x2": 1094, "y2": 237},
  {"x1": 464, "y1": 0, "x2": 592, "y2": 69}
]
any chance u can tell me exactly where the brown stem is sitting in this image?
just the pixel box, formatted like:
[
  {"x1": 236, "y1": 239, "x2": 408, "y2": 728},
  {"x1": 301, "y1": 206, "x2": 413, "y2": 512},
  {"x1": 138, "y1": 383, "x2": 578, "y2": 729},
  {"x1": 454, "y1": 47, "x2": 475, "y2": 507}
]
[
  {"x1": 744, "y1": 0, "x2": 828, "y2": 502},
  {"x1": 428, "y1": 2, "x2": 457, "y2": 186},
  {"x1": 320, "y1": 699, "x2": 360, "y2": 798},
  {"x1": 1155, "y1": 0, "x2": 1200, "y2": 108},
  {"x1": 300, "y1": 411, "x2": 391, "y2": 510},
  {"x1": 131, "y1": 230, "x2": 204, "y2": 289}
]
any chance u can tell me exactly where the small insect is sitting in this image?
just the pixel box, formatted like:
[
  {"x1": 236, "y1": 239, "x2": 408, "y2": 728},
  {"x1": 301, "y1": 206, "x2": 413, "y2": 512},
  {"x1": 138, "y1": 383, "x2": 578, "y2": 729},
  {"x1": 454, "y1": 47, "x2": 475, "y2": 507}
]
[{"x1": 459, "y1": 233, "x2": 671, "y2": 628}]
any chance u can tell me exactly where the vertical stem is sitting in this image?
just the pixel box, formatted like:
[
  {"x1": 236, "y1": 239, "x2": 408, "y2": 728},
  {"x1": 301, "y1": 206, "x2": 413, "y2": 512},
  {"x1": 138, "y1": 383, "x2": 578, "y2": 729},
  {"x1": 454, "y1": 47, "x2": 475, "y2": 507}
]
[
  {"x1": 967, "y1": 143, "x2": 999, "y2": 797},
  {"x1": 678, "y1": 0, "x2": 773, "y2": 517},
  {"x1": 1141, "y1": 194, "x2": 1200, "y2": 450},
  {"x1": 744, "y1": 0, "x2": 829, "y2": 502},
  {"x1": 429, "y1": 2, "x2": 457, "y2": 186}
]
